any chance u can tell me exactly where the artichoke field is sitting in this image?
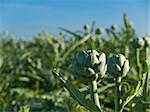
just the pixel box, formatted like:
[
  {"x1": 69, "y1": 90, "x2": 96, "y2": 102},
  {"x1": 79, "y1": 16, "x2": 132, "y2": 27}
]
[{"x1": 0, "y1": 15, "x2": 150, "y2": 112}]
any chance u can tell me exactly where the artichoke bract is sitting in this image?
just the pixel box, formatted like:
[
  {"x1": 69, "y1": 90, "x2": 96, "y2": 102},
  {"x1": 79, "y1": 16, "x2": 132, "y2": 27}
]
[
  {"x1": 72, "y1": 50, "x2": 107, "y2": 82},
  {"x1": 108, "y1": 54, "x2": 129, "y2": 79}
]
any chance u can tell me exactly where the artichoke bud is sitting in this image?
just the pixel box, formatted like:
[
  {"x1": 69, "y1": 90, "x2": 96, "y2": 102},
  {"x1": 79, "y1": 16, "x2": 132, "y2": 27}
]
[
  {"x1": 95, "y1": 28, "x2": 101, "y2": 35},
  {"x1": 138, "y1": 38, "x2": 145, "y2": 47},
  {"x1": 72, "y1": 50, "x2": 107, "y2": 82},
  {"x1": 111, "y1": 24, "x2": 118, "y2": 31},
  {"x1": 108, "y1": 54, "x2": 130, "y2": 78},
  {"x1": 132, "y1": 38, "x2": 145, "y2": 49},
  {"x1": 95, "y1": 28, "x2": 105, "y2": 35},
  {"x1": 83, "y1": 24, "x2": 91, "y2": 33},
  {"x1": 143, "y1": 36, "x2": 150, "y2": 47}
]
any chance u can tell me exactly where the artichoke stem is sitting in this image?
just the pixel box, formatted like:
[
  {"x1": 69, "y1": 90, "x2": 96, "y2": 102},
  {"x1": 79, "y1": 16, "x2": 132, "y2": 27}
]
[
  {"x1": 136, "y1": 48, "x2": 142, "y2": 77},
  {"x1": 143, "y1": 72, "x2": 149, "y2": 101},
  {"x1": 143, "y1": 47, "x2": 149, "y2": 102},
  {"x1": 89, "y1": 80, "x2": 101, "y2": 109},
  {"x1": 144, "y1": 47, "x2": 149, "y2": 99},
  {"x1": 125, "y1": 45, "x2": 129, "y2": 58},
  {"x1": 145, "y1": 47, "x2": 149, "y2": 60},
  {"x1": 115, "y1": 77, "x2": 122, "y2": 112}
]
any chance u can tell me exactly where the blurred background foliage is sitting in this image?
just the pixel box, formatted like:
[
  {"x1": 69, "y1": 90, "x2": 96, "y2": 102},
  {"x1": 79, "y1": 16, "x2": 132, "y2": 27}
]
[{"x1": 0, "y1": 14, "x2": 149, "y2": 112}]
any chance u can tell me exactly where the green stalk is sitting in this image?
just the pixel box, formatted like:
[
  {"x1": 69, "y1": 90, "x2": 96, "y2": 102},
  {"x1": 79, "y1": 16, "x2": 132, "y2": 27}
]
[
  {"x1": 140, "y1": 46, "x2": 150, "y2": 111},
  {"x1": 89, "y1": 80, "x2": 101, "y2": 110},
  {"x1": 115, "y1": 77, "x2": 122, "y2": 112},
  {"x1": 136, "y1": 48, "x2": 142, "y2": 77},
  {"x1": 143, "y1": 47, "x2": 149, "y2": 102},
  {"x1": 115, "y1": 81, "x2": 120, "y2": 112},
  {"x1": 143, "y1": 72, "x2": 149, "y2": 101},
  {"x1": 120, "y1": 81, "x2": 141, "y2": 112},
  {"x1": 145, "y1": 47, "x2": 149, "y2": 60},
  {"x1": 125, "y1": 45, "x2": 129, "y2": 58}
]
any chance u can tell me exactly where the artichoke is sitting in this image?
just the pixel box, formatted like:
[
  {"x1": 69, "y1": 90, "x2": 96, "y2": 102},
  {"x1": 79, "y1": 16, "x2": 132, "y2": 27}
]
[
  {"x1": 132, "y1": 38, "x2": 145, "y2": 49},
  {"x1": 111, "y1": 24, "x2": 118, "y2": 31},
  {"x1": 95, "y1": 28, "x2": 105, "y2": 35},
  {"x1": 143, "y1": 36, "x2": 150, "y2": 47},
  {"x1": 72, "y1": 50, "x2": 107, "y2": 82},
  {"x1": 108, "y1": 54, "x2": 129, "y2": 79}
]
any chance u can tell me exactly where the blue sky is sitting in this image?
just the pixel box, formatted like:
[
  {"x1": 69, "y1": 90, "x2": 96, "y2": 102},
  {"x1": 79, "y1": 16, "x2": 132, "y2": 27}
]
[{"x1": 0, "y1": 0, "x2": 150, "y2": 39}]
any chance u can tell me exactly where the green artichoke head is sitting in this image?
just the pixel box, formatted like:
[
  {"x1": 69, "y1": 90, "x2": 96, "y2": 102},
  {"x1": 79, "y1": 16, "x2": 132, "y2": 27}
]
[
  {"x1": 72, "y1": 50, "x2": 107, "y2": 82},
  {"x1": 108, "y1": 54, "x2": 129, "y2": 79},
  {"x1": 143, "y1": 36, "x2": 150, "y2": 47},
  {"x1": 111, "y1": 24, "x2": 118, "y2": 31},
  {"x1": 132, "y1": 38, "x2": 145, "y2": 49}
]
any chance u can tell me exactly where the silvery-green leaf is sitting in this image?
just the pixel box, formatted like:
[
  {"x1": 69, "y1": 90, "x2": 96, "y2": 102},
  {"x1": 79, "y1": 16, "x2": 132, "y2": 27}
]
[{"x1": 53, "y1": 71, "x2": 101, "y2": 112}]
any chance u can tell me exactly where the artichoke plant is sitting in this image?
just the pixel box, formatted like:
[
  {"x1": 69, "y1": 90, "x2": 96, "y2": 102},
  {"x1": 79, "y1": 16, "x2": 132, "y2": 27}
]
[
  {"x1": 72, "y1": 50, "x2": 107, "y2": 82},
  {"x1": 132, "y1": 38, "x2": 145, "y2": 77},
  {"x1": 108, "y1": 54, "x2": 129, "y2": 112},
  {"x1": 72, "y1": 50, "x2": 107, "y2": 109},
  {"x1": 108, "y1": 54, "x2": 129, "y2": 79}
]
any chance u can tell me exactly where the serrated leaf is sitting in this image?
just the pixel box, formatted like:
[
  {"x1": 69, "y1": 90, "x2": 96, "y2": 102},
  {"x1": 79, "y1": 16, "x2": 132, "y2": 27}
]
[
  {"x1": 52, "y1": 71, "x2": 101, "y2": 112},
  {"x1": 58, "y1": 27, "x2": 81, "y2": 38}
]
